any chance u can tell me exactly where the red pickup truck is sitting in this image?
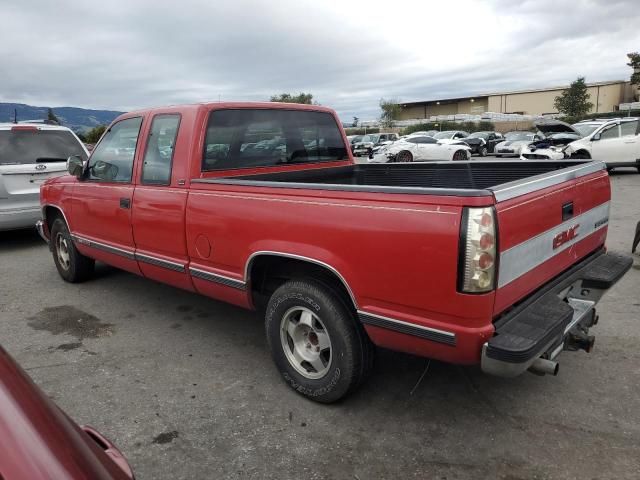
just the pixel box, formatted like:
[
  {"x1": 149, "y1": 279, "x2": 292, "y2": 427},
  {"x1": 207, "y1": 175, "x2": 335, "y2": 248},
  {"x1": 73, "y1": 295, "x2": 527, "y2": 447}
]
[{"x1": 37, "y1": 102, "x2": 631, "y2": 402}]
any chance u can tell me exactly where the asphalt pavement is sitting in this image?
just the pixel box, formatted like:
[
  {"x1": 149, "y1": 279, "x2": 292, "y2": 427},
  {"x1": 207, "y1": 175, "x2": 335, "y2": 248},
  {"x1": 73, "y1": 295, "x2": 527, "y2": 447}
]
[{"x1": 1, "y1": 169, "x2": 639, "y2": 479}]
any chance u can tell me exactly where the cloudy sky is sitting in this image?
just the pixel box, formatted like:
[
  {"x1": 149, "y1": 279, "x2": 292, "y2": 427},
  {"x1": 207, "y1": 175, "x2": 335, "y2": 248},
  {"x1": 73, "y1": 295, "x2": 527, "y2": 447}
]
[{"x1": 1, "y1": 0, "x2": 639, "y2": 120}]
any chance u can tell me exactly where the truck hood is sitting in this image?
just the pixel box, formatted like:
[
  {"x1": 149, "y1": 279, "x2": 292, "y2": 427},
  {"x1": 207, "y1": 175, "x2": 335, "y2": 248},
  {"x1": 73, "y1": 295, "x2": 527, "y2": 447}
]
[{"x1": 534, "y1": 119, "x2": 582, "y2": 136}]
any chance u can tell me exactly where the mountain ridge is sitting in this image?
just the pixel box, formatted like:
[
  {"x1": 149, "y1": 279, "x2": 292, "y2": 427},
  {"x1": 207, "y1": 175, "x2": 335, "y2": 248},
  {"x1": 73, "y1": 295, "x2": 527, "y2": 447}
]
[{"x1": 0, "y1": 102, "x2": 123, "y2": 132}]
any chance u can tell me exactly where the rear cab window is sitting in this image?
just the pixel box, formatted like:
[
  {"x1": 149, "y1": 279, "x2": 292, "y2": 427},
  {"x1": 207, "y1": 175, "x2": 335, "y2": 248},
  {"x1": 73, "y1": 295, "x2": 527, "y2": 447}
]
[
  {"x1": 202, "y1": 109, "x2": 348, "y2": 171},
  {"x1": 0, "y1": 127, "x2": 86, "y2": 165}
]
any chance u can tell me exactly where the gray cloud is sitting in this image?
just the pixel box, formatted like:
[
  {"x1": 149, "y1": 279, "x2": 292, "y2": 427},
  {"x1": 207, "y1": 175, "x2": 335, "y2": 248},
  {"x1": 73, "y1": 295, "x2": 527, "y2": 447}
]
[{"x1": 1, "y1": 0, "x2": 638, "y2": 120}]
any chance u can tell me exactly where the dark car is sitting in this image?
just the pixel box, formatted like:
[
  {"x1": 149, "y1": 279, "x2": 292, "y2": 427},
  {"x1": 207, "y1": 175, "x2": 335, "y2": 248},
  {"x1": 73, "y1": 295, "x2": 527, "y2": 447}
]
[
  {"x1": 0, "y1": 345, "x2": 134, "y2": 479},
  {"x1": 462, "y1": 131, "x2": 504, "y2": 156}
]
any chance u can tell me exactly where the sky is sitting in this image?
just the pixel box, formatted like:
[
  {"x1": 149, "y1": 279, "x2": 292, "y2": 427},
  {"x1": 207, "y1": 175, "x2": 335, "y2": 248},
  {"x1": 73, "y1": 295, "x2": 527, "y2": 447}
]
[{"x1": 1, "y1": 0, "x2": 639, "y2": 121}]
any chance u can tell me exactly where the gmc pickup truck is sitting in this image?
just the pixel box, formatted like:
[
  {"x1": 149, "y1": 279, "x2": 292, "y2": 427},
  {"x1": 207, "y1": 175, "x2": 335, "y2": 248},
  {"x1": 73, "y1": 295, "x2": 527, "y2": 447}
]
[{"x1": 37, "y1": 102, "x2": 632, "y2": 403}]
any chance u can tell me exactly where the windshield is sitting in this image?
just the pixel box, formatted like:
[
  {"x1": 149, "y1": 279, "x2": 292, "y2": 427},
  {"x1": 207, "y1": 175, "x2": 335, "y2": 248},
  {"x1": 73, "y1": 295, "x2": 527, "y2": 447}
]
[
  {"x1": 505, "y1": 131, "x2": 534, "y2": 141},
  {"x1": 468, "y1": 132, "x2": 488, "y2": 139},
  {"x1": 361, "y1": 135, "x2": 378, "y2": 142},
  {"x1": 433, "y1": 131, "x2": 456, "y2": 139},
  {"x1": 0, "y1": 129, "x2": 87, "y2": 165},
  {"x1": 572, "y1": 123, "x2": 600, "y2": 137}
]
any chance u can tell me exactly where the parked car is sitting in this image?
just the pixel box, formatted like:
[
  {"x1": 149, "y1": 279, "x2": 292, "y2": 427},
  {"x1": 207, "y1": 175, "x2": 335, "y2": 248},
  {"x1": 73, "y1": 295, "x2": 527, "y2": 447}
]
[
  {"x1": 522, "y1": 118, "x2": 640, "y2": 172},
  {"x1": 494, "y1": 131, "x2": 540, "y2": 157},
  {"x1": 39, "y1": 102, "x2": 631, "y2": 403},
  {"x1": 0, "y1": 344, "x2": 134, "y2": 479},
  {"x1": 431, "y1": 130, "x2": 470, "y2": 144},
  {"x1": 462, "y1": 131, "x2": 504, "y2": 156},
  {"x1": 406, "y1": 130, "x2": 438, "y2": 138},
  {"x1": 0, "y1": 123, "x2": 88, "y2": 231},
  {"x1": 369, "y1": 135, "x2": 471, "y2": 162},
  {"x1": 520, "y1": 119, "x2": 585, "y2": 160},
  {"x1": 352, "y1": 133, "x2": 399, "y2": 156}
]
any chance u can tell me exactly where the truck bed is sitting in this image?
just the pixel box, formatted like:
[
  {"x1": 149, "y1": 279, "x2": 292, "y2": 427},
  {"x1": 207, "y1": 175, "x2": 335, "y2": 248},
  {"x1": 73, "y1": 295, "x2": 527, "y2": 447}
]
[{"x1": 194, "y1": 160, "x2": 605, "y2": 201}]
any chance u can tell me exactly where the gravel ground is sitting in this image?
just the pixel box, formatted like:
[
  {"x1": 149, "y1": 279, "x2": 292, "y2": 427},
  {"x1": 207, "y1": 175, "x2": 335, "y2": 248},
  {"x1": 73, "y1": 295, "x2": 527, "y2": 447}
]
[{"x1": 1, "y1": 169, "x2": 639, "y2": 479}]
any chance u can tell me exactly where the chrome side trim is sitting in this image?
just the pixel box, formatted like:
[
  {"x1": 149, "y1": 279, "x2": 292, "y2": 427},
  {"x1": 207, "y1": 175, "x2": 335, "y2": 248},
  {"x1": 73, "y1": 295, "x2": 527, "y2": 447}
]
[
  {"x1": 189, "y1": 267, "x2": 246, "y2": 290},
  {"x1": 358, "y1": 310, "x2": 456, "y2": 346},
  {"x1": 135, "y1": 253, "x2": 186, "y2": 273},
  {"x1": 244, "y1": 251, "x2": 358, "y2": 307},
  {"x1": 490, "y1": 161, "x2": 606, "y2": 202},
  {"x1": 498, "y1": 201, "x2": 610, "y2": 288},
  {"x1": 70, "y1": 234, "x2": 135, "y2": 260}
]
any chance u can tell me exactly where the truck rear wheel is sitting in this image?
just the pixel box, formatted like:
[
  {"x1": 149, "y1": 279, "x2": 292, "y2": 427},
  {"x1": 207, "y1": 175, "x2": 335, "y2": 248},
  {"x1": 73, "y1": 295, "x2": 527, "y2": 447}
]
[
  {"x1": 265, "y1": 279, "x2": 374, "y2": 403},
  {"x1": 50, "y1": 217, "x2": 94, "y2": 283}
]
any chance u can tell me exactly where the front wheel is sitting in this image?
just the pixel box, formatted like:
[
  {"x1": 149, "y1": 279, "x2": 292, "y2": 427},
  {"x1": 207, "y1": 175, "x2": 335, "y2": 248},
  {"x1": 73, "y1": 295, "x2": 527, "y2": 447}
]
[
  {"x1": 479, "y1": 146, "x2": 488, "y2": 157},
  {"x1": 453, "y1": 150, "x2": 468, "y2": 161},
  {"x1": 570, "y1": 150, "x2": 591, "y2": 160},
  {"x1": 396, "y1": 150, "x2": 413, "y2": 162},
  {"x1": 265, "y1": 280, "x2": 374, "y2": 403},
  {"x1": 50, "y1": 217, "x2": 94, "y2": 283}
]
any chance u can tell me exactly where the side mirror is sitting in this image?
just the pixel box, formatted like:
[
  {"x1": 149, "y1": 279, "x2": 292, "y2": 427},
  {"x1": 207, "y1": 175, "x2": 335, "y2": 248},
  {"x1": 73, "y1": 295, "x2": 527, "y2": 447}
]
[
  {"x1": 67, "y1": 155, "x2": 84, "y2": 178},
  {"x1": 591, "y1": 133, "x2": 601, "y2": 141}
]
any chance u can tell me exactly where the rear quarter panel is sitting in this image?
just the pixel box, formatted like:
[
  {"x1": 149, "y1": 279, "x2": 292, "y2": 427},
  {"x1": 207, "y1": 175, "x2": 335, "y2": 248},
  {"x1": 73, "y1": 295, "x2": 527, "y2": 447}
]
[{"x1": 186, "y1": 184, "x2": 497, "y2": 363}]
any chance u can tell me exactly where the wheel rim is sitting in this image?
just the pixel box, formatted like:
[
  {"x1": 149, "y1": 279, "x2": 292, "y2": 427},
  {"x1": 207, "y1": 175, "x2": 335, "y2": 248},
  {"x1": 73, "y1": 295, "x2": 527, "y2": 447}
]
[
  {"x1": 55, "y1": 233, "x2": 71, "y2": 271},
  {"x1": 398, "y1": 151, "x2": 411, "y2": 162},
  {"x1": 453, "y1": 150, "x2": 466, "y2": 160},
  {"x1": 280, "y1": 306, "x2": 332, "y2": 379}
]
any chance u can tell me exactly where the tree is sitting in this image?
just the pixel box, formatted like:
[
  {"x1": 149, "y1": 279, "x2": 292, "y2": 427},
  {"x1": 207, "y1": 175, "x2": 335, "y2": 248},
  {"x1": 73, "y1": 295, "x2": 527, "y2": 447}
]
[
  {"x1": 351, "y1": 116, "x2": 359, "y2": 127},
  {"x1": 85, "y1": 125, "x2": 107, "y2": 144},
  {"x1": 379, "y1": 98, "x2": 401, "y2": 127},
  {"x1": 554, "y1": 77, "x2": 593, "y2": 117},
  {"x1": 628, "y1": 52, "x2": 640, "y2": 86},
  {"x1": 47, "y1": 108, "x2": 61, "y2": 125},
  {"x1": 270, "y1": 92, "x2": 314, "y2": 104}
]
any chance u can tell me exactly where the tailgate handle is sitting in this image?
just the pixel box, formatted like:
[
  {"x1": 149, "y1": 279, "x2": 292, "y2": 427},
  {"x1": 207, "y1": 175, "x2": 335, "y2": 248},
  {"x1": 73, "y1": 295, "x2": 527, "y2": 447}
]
[
  {"x1": 562, "y1": 202, "x2": 574, "y2": 221},
  {"x1": 119, "y1": 198, "x2": 131, "y2": 209}
]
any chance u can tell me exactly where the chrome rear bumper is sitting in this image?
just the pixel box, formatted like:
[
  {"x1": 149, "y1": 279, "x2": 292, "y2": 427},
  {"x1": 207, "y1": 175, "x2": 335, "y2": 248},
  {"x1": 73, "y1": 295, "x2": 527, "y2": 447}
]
[{"x1": 35, "y1": 220, "x2": 49, "y2": 244}]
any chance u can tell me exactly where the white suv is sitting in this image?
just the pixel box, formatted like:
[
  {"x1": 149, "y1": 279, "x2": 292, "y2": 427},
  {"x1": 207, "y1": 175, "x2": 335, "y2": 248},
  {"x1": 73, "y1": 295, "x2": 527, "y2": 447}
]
[
  {"x1": 0, "y1": 122, "x2": 88, "y2": 230},
  {"x1": 520, "y1": 118, "x2": 640, "y2": 172}
]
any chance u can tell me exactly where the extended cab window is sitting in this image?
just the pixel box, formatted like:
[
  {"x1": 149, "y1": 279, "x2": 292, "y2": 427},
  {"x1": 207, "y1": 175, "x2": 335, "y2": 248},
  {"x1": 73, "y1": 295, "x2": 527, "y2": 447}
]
[
  {"x1": 202, "y1": 109, "x2": 348, "y2": 171},
  {"x1": 88, "y1": 117, "x2": 143, "y2": 182},
  {"x1": 142, "y1": 114, "x2": 180, "y2": 185}
]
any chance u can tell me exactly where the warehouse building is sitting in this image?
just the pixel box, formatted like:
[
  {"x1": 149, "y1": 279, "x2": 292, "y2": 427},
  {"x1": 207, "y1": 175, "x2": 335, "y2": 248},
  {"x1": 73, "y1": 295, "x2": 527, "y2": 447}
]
[{"x1": 397, "y1": 80, "x2": 637, "y2": 120}]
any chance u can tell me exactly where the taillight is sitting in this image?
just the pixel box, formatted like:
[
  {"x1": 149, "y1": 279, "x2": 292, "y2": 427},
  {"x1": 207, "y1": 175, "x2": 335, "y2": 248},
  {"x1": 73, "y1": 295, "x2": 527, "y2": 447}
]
[{"x1": 458, "y1": 207, "x2": 498, "y2": 293}]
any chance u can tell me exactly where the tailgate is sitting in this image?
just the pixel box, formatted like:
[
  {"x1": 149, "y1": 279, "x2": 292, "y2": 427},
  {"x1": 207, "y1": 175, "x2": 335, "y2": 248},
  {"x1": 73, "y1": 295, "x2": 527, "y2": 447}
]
[
  {"x1": 0, "y1": 163, "x2": 67, "y2": 207},
  {"x1": 492, "y1": 163, "x2": 611, "y2": 314}
]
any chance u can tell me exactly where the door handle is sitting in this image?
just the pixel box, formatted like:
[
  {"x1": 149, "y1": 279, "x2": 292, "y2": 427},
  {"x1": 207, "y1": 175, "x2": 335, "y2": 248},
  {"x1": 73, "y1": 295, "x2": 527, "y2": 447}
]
[{"x1": 119, "y1": 198, "x2": 131, "y2": 209}]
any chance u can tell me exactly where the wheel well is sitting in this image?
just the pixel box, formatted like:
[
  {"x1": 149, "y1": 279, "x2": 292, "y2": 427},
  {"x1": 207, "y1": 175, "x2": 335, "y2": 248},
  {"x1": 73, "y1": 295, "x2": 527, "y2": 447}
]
[
  {"x1": 573, "y1": 149, "x2": 591, "y2": 159},
  {"x1": 248, "y1": 255, "x2": 356, "y2": 312},
  {"x1": 44, "y1": 206, "x2": 65, "y2": 231}
]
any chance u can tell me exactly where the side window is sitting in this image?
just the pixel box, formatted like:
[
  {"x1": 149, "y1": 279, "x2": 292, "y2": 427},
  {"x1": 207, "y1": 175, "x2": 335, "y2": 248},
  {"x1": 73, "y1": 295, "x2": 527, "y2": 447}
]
[
  {"x1": 620, "y1": 120, "x2": 639, "y2": 137},
  {"x1": 202, "y1": 109, "x2": 348, "y2": 170},
  {"x1": 141, "y1": 114, "x2": 180, "y2": 185},
  {"x1": 599, "y1": 125, "x2": 620, "y2": 140},
  {"x1": 88, "y1": 117, "x2": 143, "y2": 182}
]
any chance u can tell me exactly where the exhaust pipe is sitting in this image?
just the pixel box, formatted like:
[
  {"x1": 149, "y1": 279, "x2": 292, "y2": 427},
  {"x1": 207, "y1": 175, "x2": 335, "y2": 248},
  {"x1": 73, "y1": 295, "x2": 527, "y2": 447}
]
[{"x1": 528, "y1": 358, "x2": 559, "y2": 376}]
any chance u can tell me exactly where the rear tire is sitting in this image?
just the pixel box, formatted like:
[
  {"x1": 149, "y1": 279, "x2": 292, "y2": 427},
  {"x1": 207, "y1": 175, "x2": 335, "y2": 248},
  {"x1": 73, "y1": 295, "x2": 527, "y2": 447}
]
[
  {"x1": 265, "y1": 279, "x2": 374, "y2": 403},
  {"x1": 396, "y1": 150, "x2": 413, "y2": 163},
  {"x1": 50, "y1": 217, "x2": 94, "y2": 283}
]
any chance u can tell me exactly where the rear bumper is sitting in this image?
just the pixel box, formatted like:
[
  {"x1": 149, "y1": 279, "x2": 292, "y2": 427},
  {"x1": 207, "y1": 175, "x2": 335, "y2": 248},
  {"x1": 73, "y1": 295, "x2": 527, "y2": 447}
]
[
  {"x1": 35, "y1": 220, "x2": 49, "y2": 244},
  {"x1": 0, "y1": 205, "x2": 42, "y2": 231},
  {"x1": 481, "y1": 250, "x2": 632, "y2": 377}
]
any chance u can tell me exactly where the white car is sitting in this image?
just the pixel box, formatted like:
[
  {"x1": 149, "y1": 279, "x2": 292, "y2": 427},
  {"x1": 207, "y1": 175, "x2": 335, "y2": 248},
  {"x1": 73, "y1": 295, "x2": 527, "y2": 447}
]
[
  {"x1": 0, "y1": 122, "x2": 88, "y2": 230},
  {"x1": 520, "y1": 118, "x2": 640, "y2": 172},
  {"x1": 368, "y1": 135, "x2": 471, "y2": 163},
  {"x1": 494, "y1": 131, "x2": 541, "y2": 157}
]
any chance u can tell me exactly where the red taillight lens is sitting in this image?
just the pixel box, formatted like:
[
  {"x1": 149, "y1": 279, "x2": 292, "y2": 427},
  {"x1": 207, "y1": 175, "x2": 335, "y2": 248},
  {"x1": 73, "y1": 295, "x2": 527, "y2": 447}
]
[{"x1": 11, "y1": 126, "x2": 38, "y2": 132}]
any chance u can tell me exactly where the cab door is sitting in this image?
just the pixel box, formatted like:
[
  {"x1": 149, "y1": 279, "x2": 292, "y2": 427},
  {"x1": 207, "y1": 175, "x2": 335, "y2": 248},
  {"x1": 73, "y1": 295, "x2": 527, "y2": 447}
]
[
  {"x1": 130, "y1": 113, "x2": 193, "y2": 291},
  {"x1": 619, "y1": 119, "x2": 640, "y2": 161},
  {"x1": 71, "y1": 116, "x2": 144, "y2": 274}
]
